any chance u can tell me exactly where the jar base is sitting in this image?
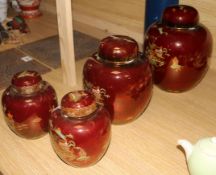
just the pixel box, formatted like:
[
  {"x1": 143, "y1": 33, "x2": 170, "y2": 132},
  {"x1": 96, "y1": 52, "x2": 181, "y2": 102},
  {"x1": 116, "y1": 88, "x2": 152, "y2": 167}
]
[
  {"x1": 156, "y1": 84, "x2": 196, "y2": 93},
  {"x1": 51, "y1": 137, "x2": 111, "y2": 168},
  {"x1": 6, "y1": 124, "x2": 47, "y2": 139}
]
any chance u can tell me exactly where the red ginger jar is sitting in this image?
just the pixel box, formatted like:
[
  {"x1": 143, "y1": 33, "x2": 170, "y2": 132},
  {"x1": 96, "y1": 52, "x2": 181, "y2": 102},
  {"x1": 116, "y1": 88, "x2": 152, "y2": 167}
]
[
  {"x1": 144, "y1": 5, "x2": 212, "y2": 92},
  {"x1": 1, "y1": 70, "x2": 58, "y2": 139},
  {"x1": 49, "y1": 90, "x2": 111, "y2": 167},
  {"x1": 83, "y1": 35, "x2": 153, "y2": 124}
]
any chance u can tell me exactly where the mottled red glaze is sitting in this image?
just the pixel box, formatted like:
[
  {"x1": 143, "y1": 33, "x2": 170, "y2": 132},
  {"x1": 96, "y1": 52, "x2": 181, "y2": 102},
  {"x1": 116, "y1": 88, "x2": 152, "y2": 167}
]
[
  {"x1": 83, "y1": 35, "x2": 153, "y2": 124},
  {"x1": 98, "y1": 35, "x2": 138, "y2": 62},
  {"x1": 144, "y1": 5, "x2": 212, "y2": 92},
  {"x1": 2, "y1": 71, "x2": 58, "y2": 139},
  {"x1": 49, "y1": 91, "x2": 111, "y2": 167}
]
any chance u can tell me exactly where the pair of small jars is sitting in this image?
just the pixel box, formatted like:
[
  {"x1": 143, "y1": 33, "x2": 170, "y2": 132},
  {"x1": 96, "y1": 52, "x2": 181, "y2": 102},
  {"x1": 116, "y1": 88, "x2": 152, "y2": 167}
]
[{"x1": 1, "y1": 71, "x2": 111, "y2": 167}]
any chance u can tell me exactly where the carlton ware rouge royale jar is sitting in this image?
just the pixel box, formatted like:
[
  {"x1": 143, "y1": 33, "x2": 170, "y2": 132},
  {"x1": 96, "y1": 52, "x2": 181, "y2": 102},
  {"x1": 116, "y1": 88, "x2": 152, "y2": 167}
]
[
  {"x1": 2, "y1": 70, "x2": 58, "y2": 139},
  {"x1": 49, "y1": 90, "x2": 111, "y2": 167},
  {"x1": 83, "y1": 35, "x2": 153, "y2": 124},
  {"x1": 144, "y1": 5, "x2": 212, "y2": 92}
]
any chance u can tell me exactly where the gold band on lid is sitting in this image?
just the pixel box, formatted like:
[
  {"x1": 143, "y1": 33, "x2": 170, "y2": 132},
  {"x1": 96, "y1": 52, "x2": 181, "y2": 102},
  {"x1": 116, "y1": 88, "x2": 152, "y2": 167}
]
[
  {"x1": 12, "y1": 82, "x2": 43, "y2": 95},
  {"x1": 61, "y1": 91, "x2": 97, "y2": 118},
  {"x1": 11, "y1": 70, "x2": 43, "y2": 95},
  {"x1": 62, "y1": 102, "x2": 97, "y2": 118},
  {"x1": 94, "y1": 53, "x2": 136, "y2": 66}
]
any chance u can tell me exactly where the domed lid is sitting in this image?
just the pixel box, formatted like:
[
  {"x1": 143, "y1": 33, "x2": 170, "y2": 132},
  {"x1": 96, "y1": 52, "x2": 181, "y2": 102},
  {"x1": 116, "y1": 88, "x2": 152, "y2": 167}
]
[
  {"x1": 12, "y1": 70, "x2": 42, "y2": 88},
  {"x1": 61, "y1": 91, "x2": 97, "y2": 118},
  {"x1": 197, "y1": 137, "x2": 216, "y2": 156},
  {"x1": 98, "y1": 35, "x2": 139, "y2": 64},
  {"x1": 162, "y1": 5, "x2": 199, "y2": 27}
]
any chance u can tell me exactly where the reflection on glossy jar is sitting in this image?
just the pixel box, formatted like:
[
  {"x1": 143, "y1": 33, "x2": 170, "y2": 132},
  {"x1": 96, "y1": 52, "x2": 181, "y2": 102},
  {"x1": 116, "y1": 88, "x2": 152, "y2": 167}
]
[
  {"x1": 49, "y1": 91, "x2": 111, "y2": 167},
  {"x1": 83, "y1": 35, "x2": 153, "y2": 124},
  {"x1": 1, "y1": 70, "x2": 58, "y2": 139},
  {"x1": 144, "y1": 5, "x2": 212, "y2": 92}
]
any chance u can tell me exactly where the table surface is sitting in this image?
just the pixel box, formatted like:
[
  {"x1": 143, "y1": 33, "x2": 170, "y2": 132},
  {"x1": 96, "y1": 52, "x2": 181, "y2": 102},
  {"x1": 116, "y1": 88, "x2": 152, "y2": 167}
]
[{"x1": 0, "y1": 58, "x2": 216, "y2": 175}]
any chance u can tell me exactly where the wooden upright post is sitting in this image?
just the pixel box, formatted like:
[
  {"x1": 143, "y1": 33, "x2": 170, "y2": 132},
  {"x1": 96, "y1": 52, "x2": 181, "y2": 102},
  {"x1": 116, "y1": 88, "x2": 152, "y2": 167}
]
[{"x1": 56, "y1": 0, "x2": 76, "y2": 87}]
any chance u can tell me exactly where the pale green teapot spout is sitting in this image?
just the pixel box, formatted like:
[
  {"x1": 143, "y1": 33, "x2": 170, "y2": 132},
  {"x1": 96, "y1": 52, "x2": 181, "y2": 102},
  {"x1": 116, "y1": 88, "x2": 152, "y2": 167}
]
[
  {"x1": 178, "y1": 137, "x2": 216, "y2": 175},
  {"x1": 178, "y1": 139, "x2": 193, "y2": 160}
]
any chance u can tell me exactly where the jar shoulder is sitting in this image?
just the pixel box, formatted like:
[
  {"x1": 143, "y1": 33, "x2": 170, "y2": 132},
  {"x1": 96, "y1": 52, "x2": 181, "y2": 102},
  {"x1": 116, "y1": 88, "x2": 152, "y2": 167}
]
[
  {"x1": 83, "y1": 57, "x2": 152, "y2": 89},
  {"x1": 50, "y1": 106, "x2": 110, "y2": 125},
  {"x1": 2, "y1": 81, "x2": 56, "y2": 102},
  {"x1": 84, "y1": 57, "x2": 151, "y2": 74},
  {"x1": 50, "y1": 106, "x2": 111, "y2": 136},
  {"x1": 146, "y1": 23, "x2": 211, "y2": 39}
]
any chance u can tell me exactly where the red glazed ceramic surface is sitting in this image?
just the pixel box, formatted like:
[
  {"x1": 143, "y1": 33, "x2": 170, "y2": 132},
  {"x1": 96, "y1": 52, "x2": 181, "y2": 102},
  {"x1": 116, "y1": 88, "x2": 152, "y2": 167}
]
[
  {"x1": 83, "y1": 35, "x2": 153, "y2": 124},
  {"x1": 49, "y1": 91, "x2": 111, "y2": 167},
  {"x1": 2, "y1": 70, "x2": 58, "y2": 139},
  {"x1": 144, "y1": 5, "x2": 212, "y2": 92},
  {"x1": 17, "y1": 0, "x2": 42, "y2": 18}
]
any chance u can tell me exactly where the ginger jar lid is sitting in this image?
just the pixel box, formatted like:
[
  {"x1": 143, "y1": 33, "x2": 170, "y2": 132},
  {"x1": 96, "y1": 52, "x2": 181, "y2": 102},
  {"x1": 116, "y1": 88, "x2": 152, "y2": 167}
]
[
  {"x1": 97, "y1": 35, "x2": 139, "y2": 65},
  {"x1": 11, "y1": 70, "x2": 43, "y2": 95},
  {"x1": 162, "y1": 5, "x2": 199, "y2": 27},
  {"x1": 12, "y1": 70, "x2": 42, "y2": 87},
  {"x1": 61, "y1": 91, "x2": 97, "y2": 118}
]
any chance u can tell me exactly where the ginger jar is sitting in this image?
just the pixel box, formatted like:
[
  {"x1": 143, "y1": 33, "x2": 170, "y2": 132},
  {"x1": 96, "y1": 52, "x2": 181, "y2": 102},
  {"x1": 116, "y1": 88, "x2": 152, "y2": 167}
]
[
  {"x1": 1, "y1": 70, "x2": 58, "y2": 139},
  {"x1": 83, "y1": 35, "x2": 153, "y2": 124},
  {"x1": 144, "y1": 5, "x2": 212, "y2": 92},
  {"x1": 49, "y1": 90, "x2": 111, "y2": 167}
]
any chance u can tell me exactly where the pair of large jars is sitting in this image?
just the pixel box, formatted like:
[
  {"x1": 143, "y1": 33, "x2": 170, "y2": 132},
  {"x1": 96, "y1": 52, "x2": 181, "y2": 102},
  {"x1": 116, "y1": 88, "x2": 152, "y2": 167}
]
[
  {"x1": 1, "y1": 71, "x2": 112, "y2": 167},
  {"x1": 144, "y1": 5, "x2": 212, "y2": 92}
]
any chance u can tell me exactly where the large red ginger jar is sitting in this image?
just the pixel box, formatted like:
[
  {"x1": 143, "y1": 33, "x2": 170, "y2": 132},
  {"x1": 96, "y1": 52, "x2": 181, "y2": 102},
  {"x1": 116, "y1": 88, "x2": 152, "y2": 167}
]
[
  {"x1": 83, "y1": 35, "x2": 153, "y2": 124},
  {"x1": 144, "y1": 5, "x2": 212, "y2": 92}
]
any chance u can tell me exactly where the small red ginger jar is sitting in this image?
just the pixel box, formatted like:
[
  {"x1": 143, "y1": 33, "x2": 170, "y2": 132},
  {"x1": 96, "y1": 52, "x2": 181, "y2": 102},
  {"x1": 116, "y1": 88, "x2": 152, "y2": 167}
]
[
  {"x1": 49, "y1": 90, "x2": 111, "y2": 167},
  {"x1": 1, "y1": 70, "x2": 58, "y2": 139},
  {"x1": 83, "y1": 35, "x2": 153, "y2": 124},
  {"x1": 144, "y1": 5, "x2": 213, "y2": 92}
]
